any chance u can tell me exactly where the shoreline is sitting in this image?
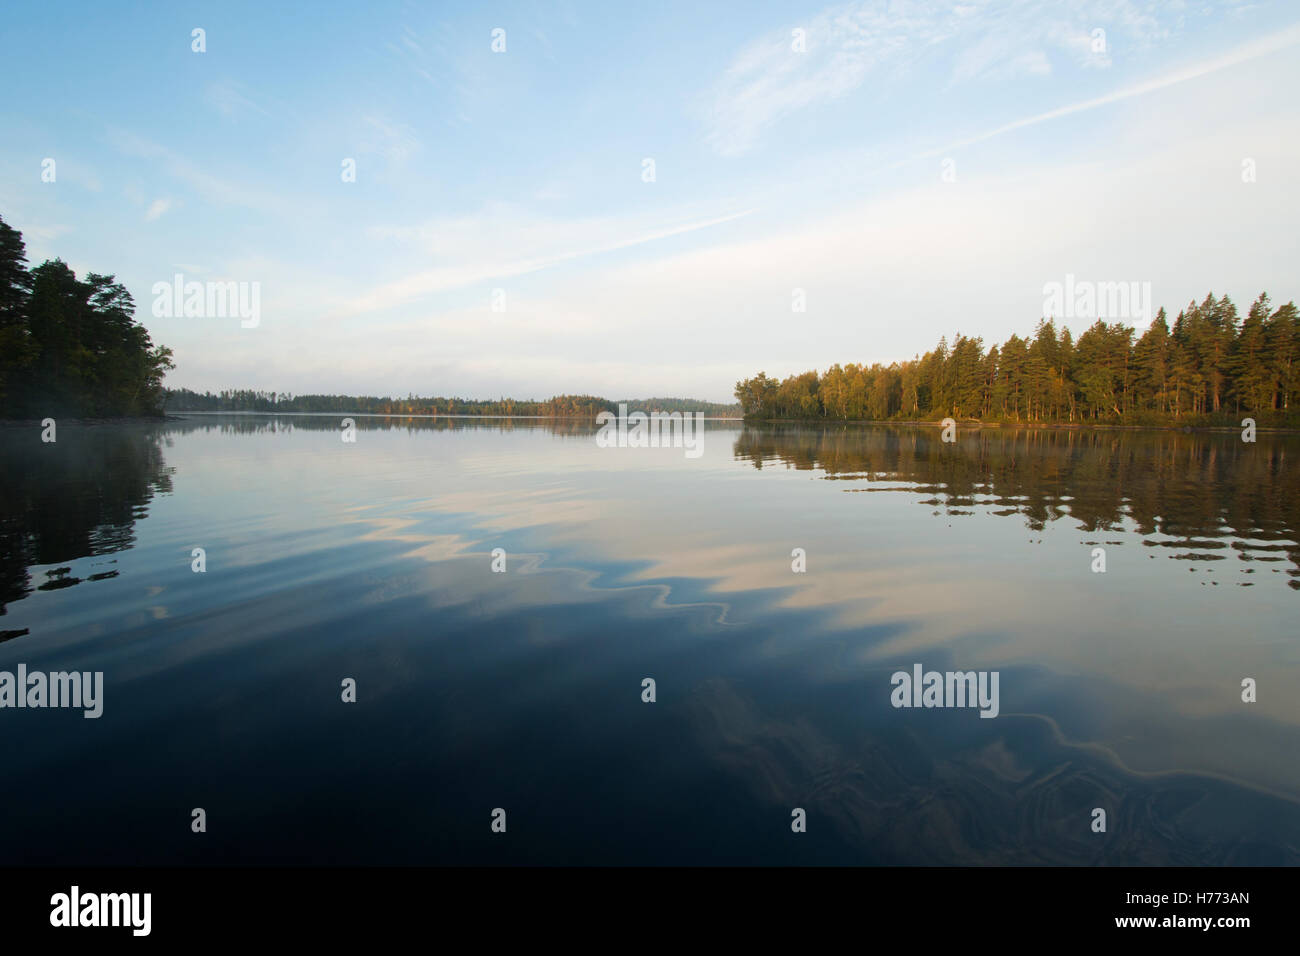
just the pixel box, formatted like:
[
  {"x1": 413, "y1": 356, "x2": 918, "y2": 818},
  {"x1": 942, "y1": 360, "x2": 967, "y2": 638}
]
[
  {"x1": 3, "y1": 414, "x2": 1294, "y2": 434},
  {"x1": 0, "y1": 415, "x2": 177, "y2": 427},
  {"x1": 0, "y1": 412, "x2": 746, "y2": 425},
  {"x1": 741, "y1": 417, "x2": 1300, "y2": 434}
]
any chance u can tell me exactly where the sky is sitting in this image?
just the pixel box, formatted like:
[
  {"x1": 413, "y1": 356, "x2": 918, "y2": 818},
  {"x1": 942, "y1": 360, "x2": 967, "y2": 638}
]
[{"x1": 1, "y1": 0, "x2": 1298, "y2": 404}]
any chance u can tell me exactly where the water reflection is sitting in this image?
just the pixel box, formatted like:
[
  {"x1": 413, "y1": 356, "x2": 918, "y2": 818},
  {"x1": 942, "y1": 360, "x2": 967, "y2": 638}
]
[
  {"x1": 1, "y1": 415, "x2": 1297, "y2": 865},
  {"x1": 734, "y1": 424, "x2": 1300, "y2": 584},
  {"x1": 0, "y1": 424, "x2": 173, "y2": 623}
]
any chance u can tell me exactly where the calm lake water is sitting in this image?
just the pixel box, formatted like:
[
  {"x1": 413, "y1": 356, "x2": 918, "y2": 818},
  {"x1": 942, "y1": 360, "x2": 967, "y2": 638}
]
[{"x1": 1, "y1": 415, "x2": 1298, "y2": 865}]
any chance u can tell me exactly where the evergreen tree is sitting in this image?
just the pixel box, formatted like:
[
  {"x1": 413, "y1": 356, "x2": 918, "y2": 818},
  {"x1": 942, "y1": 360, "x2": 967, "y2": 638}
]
[
  {"x1": 0, "y1": 215, "x2": 175, "y2": 418},
  {"x1": 734, "y1": 290, "x2": 1298, "y2": 427}
]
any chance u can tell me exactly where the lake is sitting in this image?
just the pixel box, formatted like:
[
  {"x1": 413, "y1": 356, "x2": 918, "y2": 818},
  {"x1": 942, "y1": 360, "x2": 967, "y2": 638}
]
[{"x1": 1, "y1": 415, "x2": 1297, "y2": 864}]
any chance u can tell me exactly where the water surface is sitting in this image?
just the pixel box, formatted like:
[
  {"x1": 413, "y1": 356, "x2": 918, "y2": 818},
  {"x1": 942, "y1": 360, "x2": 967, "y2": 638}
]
[{"x1": 1, "y1": 416, "x2": 1297, "y2": 864}]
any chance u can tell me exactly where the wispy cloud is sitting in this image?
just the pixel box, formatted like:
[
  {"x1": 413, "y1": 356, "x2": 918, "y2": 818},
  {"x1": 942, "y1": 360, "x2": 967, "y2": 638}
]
[
  {"x1": 144, "y1": 198, "x2": 171, "y2": 221},
  {"x1": 359, "y1": 116, "x2": 421, "y2": 165},
  {"x1": 704, "y1": 0, "x2": 1193, "y2": 156},
  {"x1": 205, "y1": 80, "x2": 272, "y2": 119},
  {"x1": 347, "y1": 207, "x2": 755, "y2": 314},
  {"x1": 107, "y1": 129, "x2": 297, "y2": 214},
  {"x1": 917, "y1": 21, "x2": 1300, "y2": 158}
]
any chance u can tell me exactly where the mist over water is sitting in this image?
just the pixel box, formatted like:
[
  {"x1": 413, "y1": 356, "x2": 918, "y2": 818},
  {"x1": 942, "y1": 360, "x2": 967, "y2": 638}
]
[{"x1": 1, "y1": 415, "x2": 1297, "y2": 864}]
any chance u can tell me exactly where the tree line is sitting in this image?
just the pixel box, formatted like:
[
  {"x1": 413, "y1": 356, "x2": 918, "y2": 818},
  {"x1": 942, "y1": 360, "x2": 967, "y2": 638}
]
[
  {"x1": 164, "y1": 388, "x2": 741, "y2": 418},
  {"x1": 735, "y1": 292, "x2": 1300, "y2": 426},
  {"x1": 0, "y1": 215, "x2": 175, "y2": 419}
]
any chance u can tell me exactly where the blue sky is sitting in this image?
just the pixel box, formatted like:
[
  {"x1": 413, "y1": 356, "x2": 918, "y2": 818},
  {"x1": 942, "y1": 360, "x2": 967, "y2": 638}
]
[{"x1": 2, "y1": 0, "x2": 1298, "y2": 402}]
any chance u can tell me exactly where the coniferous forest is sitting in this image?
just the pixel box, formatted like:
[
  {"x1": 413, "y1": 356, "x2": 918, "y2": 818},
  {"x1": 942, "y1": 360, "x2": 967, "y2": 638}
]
[
  {"x1": 736, "y1": 294, "x2": 1300, "y2": 426},
  {"x1": 0, "y1": 215, "x2": 175, "y2": 419}
]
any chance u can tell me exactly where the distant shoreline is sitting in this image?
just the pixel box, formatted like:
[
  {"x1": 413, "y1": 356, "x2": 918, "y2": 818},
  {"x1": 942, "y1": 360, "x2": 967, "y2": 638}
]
[
  {"x1": 5, "y1": 413, "x2": 1295, "y2": 433},
  {"x1": 168, "y1": 410, "x2": 747, "y2": 421}
]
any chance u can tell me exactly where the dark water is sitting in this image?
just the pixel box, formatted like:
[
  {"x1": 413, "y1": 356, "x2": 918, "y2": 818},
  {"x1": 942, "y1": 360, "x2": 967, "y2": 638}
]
[{"x1": 1, "y1": 415, "x2": 1298, "y2": 865}]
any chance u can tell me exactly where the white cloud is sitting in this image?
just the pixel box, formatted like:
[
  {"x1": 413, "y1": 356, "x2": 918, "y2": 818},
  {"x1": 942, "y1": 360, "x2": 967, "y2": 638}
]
[
  {"x1": 704, "y1": 0, "x2": 1203, "y2": 156},
  {"x1": 917, "y1": 21, "x2": 1300, "y2": 158},
  {"x1": 345, "y1": 206, "x2": 754, "y2": 315},
  {"x1": 108, "y1": 129, "x2": 306, "y2": 216},
  {"x1": 145, "y1": 198, "x2": 171, "y2": 221},
  {"x1": 205, "y1": 81, "x2": 271, "y2": 119},
  {"x1": 360, "y1": 116, "x2": 421, "y2": 165}
]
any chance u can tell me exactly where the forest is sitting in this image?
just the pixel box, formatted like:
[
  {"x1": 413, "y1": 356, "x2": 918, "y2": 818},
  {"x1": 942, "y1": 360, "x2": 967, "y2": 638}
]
[
  {"x1": 0, "y1": 215, "x2": 175, "y2": 419},
  {"x1": 735, "y1": 293, "x2": 1300, "y2": 426},
  {"x1": 163, "y1": 389, "x2": 741, "y2": 418}
]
